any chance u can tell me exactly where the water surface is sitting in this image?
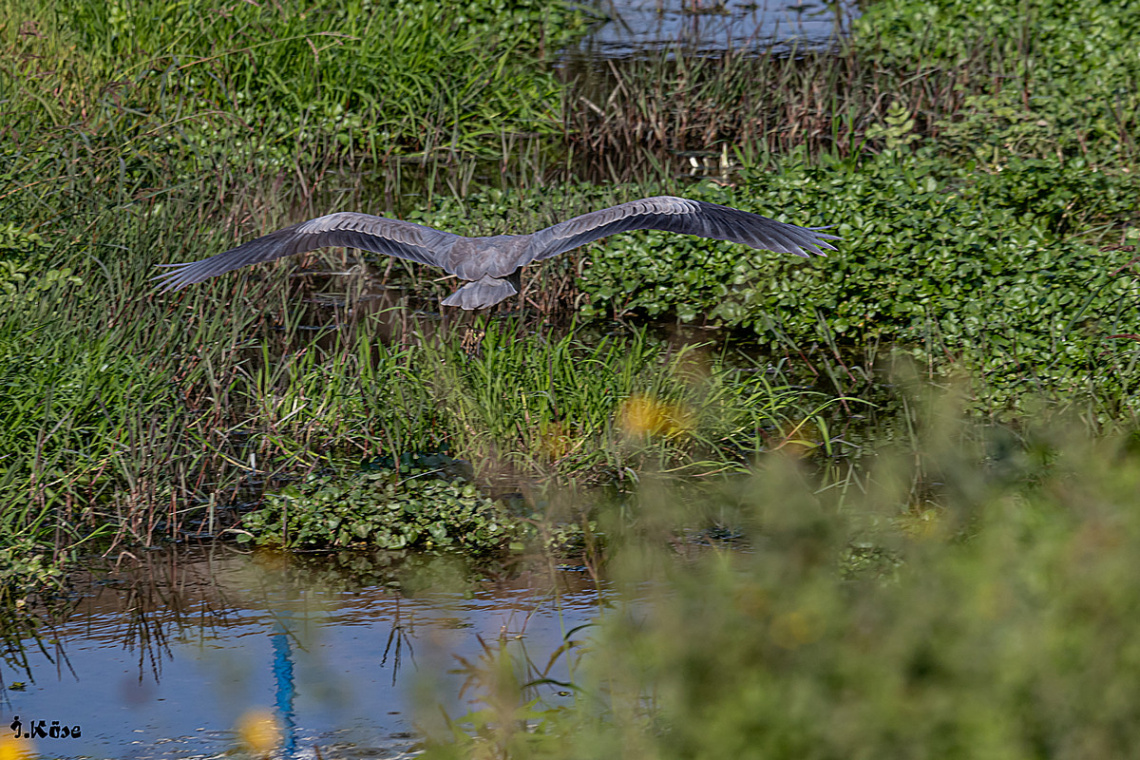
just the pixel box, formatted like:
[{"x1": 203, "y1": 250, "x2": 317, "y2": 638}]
[
  {"x1": 569, "y1": 0, "x2": 857, "y2": 58},
  {"x1": 1, "y1": 547, "x2": 600, "y2": 759}
]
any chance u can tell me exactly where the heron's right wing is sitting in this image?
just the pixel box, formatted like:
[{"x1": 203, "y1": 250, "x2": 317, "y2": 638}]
[
  {"x1": 153, "y1": 212, "x2": 461, "y2": 292},
  {"x1": 518, "y1": 196, "x2": 838, "y2": 266}
]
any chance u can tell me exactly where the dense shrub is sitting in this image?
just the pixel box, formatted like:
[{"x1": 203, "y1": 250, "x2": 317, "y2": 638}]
[{"x1": 574, "y1": 151, "x2": 1140, "y2": 414}]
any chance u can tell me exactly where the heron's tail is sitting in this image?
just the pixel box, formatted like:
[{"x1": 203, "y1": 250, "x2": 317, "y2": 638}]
[{"x1": 441, "y1": 275, "x2": 518, "y2": 310}]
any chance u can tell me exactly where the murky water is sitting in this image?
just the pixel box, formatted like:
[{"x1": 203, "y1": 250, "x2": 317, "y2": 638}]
[{"x1": 1, "y1": 547, "x2": 601, "y2": 759}]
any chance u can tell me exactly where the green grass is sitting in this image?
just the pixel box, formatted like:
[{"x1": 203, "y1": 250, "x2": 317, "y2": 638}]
[{"x1": 2, "y1": 0, "x2": 588, "y2": 167}]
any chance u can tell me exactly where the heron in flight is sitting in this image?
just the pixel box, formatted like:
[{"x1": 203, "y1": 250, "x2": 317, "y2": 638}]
[{"x1": 154, "y1": 196, "x2": 838, "y2": 308}]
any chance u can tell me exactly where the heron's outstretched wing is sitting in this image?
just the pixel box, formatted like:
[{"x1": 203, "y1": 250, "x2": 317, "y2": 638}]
[
  {"x1": 153, "y1": 212, "x2": 461, "y2": 292},
  {"x1": 518, "y1": 196, "x2": 839, "y2": 265}
]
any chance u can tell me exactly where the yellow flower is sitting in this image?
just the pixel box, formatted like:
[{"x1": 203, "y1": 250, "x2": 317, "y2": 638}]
[
  {"x1": 236, "y1": 709, "x2": 281, "y2": 756},
  {"x1": 619, "y1": 394, "x2": 693, "y2": 439},
  {"x1": 0, "y1": 735, "x2": 35, "y2": 760},
  {"x1": 538, "y1": 420, "x2": 578, "y2": 461}
]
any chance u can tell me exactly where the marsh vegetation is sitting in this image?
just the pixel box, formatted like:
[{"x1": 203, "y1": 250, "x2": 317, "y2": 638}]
[{"x1": 1, "y1": 0, "x2": 1139, "y2": 754}]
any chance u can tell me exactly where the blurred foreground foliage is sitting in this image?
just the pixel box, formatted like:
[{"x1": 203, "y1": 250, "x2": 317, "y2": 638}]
[{"x1": 422, "y1": 396, "x2": 1140, "y2": 759}]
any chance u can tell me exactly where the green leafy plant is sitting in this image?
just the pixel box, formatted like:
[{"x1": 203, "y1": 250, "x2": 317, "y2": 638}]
[
  {"x1": 238, "y1": 464, "x2": 522, "y2": 553},
  {"x1": 854, "y1": 0, "x2": 1140, "y2": 162},
  {"x1": 0, "y1": 222, "x2": 81, "y2": 298},
  {"x1": 0, "y1": 539, "x2": 63, "y2": 602},
  {"x1": 574, "y1": 152, "x2": 1140, "y2": 416},
  {"x1": 865, "y1": 101, "x2": 920, "y2": 151}
]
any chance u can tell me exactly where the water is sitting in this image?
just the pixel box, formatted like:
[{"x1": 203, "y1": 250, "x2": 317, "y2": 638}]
[
  {"x1": 1, "y1": 547, "x2": 601, "y2": 759},
  {"x1": 568, "y1": 0, "x2": 857, "y2": 59}
]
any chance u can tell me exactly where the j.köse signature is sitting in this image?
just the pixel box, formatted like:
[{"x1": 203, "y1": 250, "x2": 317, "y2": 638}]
[{"x1": 9, "y1": 716, "x2": 82, "y2": 739}]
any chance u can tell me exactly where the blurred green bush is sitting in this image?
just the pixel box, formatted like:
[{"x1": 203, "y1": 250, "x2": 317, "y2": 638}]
[{"x1": 423, "y1": 404, "x2": 1140, "y2": 759}]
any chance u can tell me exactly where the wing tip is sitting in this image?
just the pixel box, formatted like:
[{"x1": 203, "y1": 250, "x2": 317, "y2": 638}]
[{"x1": 151, "y1": 264, "x2": 197, "y2": 292}]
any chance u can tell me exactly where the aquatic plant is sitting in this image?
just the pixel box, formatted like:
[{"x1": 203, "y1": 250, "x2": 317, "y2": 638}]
[{"x1": 238, "y1": 463, "x2": 521, "y2": 553}]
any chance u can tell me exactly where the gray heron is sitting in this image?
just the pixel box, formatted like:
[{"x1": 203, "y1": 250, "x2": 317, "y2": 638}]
[{"x1": 154, "y1": 196, "x2": 838, "y2": 308}]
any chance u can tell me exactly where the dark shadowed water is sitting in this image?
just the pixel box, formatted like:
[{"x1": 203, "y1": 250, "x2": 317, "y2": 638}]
[{"x1": 0, "y1": 547, "x2": 601, "y2": 759}]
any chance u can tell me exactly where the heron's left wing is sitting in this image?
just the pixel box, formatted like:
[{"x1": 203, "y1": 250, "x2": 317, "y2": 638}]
[
  {"x1": 517, "y1": 196, "x2": 838, "y2": 266},
  {"x1": 153, "y1": 212, "x2": 460, "y2": 292}
]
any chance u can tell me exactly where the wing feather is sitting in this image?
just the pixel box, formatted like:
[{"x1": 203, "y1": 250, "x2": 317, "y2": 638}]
[
  {"x1": 153, "y1": 212, "x2": 459, "y2": 292},
  {"x1": 519, "y1": 196, "x2": 839, "y2": 265}
]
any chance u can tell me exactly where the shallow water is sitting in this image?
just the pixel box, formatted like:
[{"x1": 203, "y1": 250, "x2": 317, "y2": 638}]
[{"x1": 0, "y1": 547, "x2": 600, "y2": 759}]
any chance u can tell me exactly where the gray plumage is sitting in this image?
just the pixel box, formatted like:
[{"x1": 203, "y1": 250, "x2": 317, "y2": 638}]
[{"x1": 153, "y1": 196, "x2": 839, "y2": 309}]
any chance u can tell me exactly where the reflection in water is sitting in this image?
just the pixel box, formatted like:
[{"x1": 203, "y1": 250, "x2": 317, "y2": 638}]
[
  {"x1": 0, "y1": 546, "x2": 600, "y2": 759},
  {"x1": 272, "y1": 611, "x2": 298, "y2": 755}
]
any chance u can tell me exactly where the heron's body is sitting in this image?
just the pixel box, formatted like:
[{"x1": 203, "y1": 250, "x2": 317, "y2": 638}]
[{"x1": 154, "y1": 196, "x2": 839, "y2": 308}]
